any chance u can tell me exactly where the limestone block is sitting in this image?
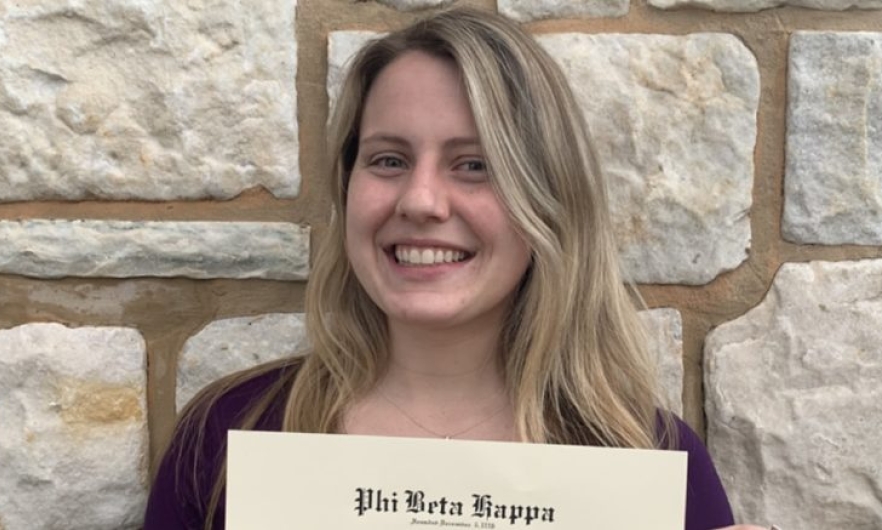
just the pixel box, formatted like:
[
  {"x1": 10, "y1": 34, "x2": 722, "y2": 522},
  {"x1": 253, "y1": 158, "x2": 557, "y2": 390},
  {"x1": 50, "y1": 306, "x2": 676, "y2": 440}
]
[
  {"x1": 783, "y1": 32, "x2": 882, "y2": 245},
  {"x1": 500, "y1": 0, "x2": 629, "y2": 21},
  {"x1": 0, "y1": 1, "x2": 298, "y2": 201},
  {"x1": 705, "y1": 260, "x2": 882, "y2": 529},
  {"x1": 641, "y1": 308, "x2": 684, "y2": 414},
  {"x1": 0, "y1": 219, "x2": 309, "y2": 280},
  {"x1": 328, "y1": 31, "x2": 385, "y2": 111},
  {"x1": 373, "y1": 0, "x2": 456, "y2": 11},
  {"x1": 538, "y1": 34, "x2": 759, "y2": 285},
  {"x1": 177, "y1": 313, "x2": 308, "y2": 411},
  {"x1": 0, "y1": 323, "x2": 147, "y2": 530},
  {"x1": 649, "y1": 0, "x2": 882, "y2": 11}
]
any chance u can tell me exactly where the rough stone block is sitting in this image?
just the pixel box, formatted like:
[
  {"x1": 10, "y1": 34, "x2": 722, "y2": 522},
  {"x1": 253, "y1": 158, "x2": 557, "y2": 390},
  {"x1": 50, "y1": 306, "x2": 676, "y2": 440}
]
[
  {"x1": 538, "y1": 33, "x2": 759, "y2": 284},
  {"x1": 705, "y1": 260, "x2": 882, "y2": 529},
  {"x1": 0, "y1": 1, "x2": 299, "y2": 201},
  {"x1": 372, "y1": 0, "x2": 456, "y2": 10},
  {"x1": 783, "y1": 32, "x2": 882, "y2": 245},
  {"x1": 641, "y1": 308, "x2": 684, "y2": 415},
  {"x1": 0, "y1": 219, "x2": 309, "y2": 280},
  {"x1": 649, "y1": 0, "x2": 882, "y2": 11},
  {"x1": 0, "y1": 323, "x2": 147, "y2": 530},
  {"x1": 500, "y1": 0, "x2": 629, "y2": 21},
  {"x1": 177, "y1": 313, "x2": 308, "y2": 411},
  {"x1": 328, "y1": 31, "x2": 385, "y2": 111}
]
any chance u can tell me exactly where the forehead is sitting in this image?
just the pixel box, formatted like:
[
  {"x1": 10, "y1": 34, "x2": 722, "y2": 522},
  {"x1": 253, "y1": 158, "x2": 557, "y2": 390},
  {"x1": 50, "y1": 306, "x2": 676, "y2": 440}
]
[
  {"x1": 359, "y1": 51, "x2": 477, "y2": 137},
  {"x1": 369, "y1": 50, "x2": 461, "y2": 94}
]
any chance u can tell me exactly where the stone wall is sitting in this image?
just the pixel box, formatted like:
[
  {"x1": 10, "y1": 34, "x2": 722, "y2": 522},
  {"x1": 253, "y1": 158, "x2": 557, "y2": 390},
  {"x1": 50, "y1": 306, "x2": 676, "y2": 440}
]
[{"x1": 1, "y1": 0, "x2": 880, "y2": 528}]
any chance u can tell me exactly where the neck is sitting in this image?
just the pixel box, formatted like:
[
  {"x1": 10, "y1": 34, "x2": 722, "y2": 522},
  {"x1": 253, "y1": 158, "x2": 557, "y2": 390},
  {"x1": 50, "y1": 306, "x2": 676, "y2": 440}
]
[
  {"x1": 342, "y1": 318, "x2": 515, "y2": 440},
  {"x1": 383, "y1": 318, "x2": 506, "y2": 402}
]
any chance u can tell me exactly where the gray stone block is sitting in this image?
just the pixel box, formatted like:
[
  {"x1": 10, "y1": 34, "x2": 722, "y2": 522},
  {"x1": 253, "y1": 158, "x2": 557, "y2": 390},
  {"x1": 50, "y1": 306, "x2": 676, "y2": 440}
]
[
  {"x1": 0, "y1": 219, "x2": 309, "y2": 280},
  {"x1": 706, "y1": 259, "x2": 882, "y2": 529},
  {"x1": 0, "y1": 0, "x2": 299, "y2": 201},
  {"x1": 783, "y1": 32, "x2": 882, "y2": 245},
  {"x1": 328, "y1": 31, "x2": 385, "y2": 112},
  {"x1": 176, "y1": 313, "x2": 308, "y2": 411},
  {"x1": 649, "y1": 0, "x2": 882, "y2": 11},
  {"x1": 642, "y1": 308, "x2": 684, "y2": 415},
  {"x1": 500, "y1": 0, "x2": 629, "y2": 21},
  {"x1": 0, "y1": 323, "x2": 147, "y2": 530},
  {"x1": 539, "y1": 33, "x2": 759, "y2": 284},
  {"x1": 373, "y1": 0, "x2": 456, "y2": 11}
]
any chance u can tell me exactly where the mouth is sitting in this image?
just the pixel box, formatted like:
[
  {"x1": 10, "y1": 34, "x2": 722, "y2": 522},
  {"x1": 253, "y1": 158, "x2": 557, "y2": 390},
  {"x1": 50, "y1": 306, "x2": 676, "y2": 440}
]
[{"x1": 388, "y1": 244, "x2": 474, "y2": 266}]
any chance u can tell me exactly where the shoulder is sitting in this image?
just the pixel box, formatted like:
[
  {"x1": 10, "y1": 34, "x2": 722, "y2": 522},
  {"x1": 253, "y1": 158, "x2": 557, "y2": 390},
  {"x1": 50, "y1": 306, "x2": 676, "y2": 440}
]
[
  {"x1": 661, "y1": 414, "x2": 735, "y2": 530},
  {"x1": 177, "y1": 356, "x2": 303, "y2": 460},
  {"x1": 144, "y1": 358, "x2": 302, "y2": 529}
]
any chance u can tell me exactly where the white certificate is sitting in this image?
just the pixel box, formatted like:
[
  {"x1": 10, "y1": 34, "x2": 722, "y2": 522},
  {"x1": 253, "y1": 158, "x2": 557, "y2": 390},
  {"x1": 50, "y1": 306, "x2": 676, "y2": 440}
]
[{"x1": 227, "y1": 430, "x2": 687, "y2": 530}]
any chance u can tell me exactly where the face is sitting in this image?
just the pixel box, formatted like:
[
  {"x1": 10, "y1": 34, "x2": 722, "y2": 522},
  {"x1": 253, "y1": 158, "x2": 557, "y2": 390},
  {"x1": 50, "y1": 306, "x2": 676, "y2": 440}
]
[{"x1": 344, "y1": 51, "x2": 532, "y2": 334}]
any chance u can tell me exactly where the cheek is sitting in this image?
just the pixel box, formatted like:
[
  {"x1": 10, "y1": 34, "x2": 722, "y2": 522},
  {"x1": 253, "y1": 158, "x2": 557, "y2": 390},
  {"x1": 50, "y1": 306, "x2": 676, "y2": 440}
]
[
  {"x1": 469, "y1": 198, "x2": 531, "y2": 256},
  {"x1": 484, "y1": 210, "x2": 533, "y2": 276},
  {"x1": 504, "y1": 237, "x2": 533, "y2": 282},
  {"x1": 344, "y1": 178, "x2": 372, "y2": 238},
  {"x1": 344, "y1": 196, "x2": 374, "y2": 293},
  {"x1": 344, "y1": 175, "x2": 391, "y2": 254}
]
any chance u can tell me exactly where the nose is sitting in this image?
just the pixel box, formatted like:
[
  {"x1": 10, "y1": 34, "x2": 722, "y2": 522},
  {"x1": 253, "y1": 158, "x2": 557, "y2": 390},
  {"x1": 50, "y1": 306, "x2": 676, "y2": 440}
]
[{"x1": 395, "y1": 162, "x2": 450, "y2": 222}]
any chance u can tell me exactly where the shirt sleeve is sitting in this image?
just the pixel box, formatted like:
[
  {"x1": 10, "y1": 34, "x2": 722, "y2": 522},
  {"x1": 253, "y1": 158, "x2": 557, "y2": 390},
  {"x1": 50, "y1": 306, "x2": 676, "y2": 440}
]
[
  {"x1": 142, "y1": 437, "x2": 201, "y2": 529},
  {"x1": 143, "y1": 367, "x2": 290, "y2": 530},
  {"x1": 143, "y1": 409, "x2": 226, "y2": 530},
  {"x1": 674, "y1": 417, "x2": 735, "y2": 530}
]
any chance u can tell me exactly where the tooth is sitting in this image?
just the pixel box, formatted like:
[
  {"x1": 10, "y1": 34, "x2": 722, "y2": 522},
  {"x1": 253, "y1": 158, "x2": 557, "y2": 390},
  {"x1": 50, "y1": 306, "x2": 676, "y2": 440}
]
[
  {"x1": 409, "y1": 248, "x2": 420, "y2": 264},
  {"x1": 434, "y1": 250, "x2": 444, "y2": 264},
  {"x1": 421, "y1": 248, "x2": 434, "y2": 264},
  {"x1": 444, "y1": 250, "x2": 453, "y2": 262}
]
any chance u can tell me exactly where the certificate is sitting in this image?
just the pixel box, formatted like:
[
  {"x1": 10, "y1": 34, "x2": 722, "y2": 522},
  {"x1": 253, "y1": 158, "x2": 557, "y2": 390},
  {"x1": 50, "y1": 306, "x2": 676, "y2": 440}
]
[{"x1": 227, "y1": 431, "x2": 686, "y2": 529}]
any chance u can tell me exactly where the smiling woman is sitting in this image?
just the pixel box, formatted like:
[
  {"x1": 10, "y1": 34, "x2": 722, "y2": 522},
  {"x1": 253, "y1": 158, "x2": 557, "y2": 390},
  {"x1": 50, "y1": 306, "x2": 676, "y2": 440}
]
[{"x1": 144, "y1": 7, "x2": 764, "y2": 530}]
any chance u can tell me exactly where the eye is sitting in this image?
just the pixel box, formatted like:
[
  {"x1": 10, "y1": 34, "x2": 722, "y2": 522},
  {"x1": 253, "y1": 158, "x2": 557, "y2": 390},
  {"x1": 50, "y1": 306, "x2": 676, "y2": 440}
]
[
  {"x1": 454, "y1": 158, "x2": 488, "y2": 182},
  {"x1": 369, "y1": 155, "x2": 407, "y2": 170},
  {"x1": 458, "y1": 159, "x2": 486, "y2": 172}
]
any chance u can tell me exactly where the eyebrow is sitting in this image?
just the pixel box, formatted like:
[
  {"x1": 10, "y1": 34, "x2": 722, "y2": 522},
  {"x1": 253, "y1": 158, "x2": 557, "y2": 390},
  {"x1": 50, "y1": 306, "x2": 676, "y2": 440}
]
[{"x1": 359, "y1": 134, "x2": 482, "y2": 150}]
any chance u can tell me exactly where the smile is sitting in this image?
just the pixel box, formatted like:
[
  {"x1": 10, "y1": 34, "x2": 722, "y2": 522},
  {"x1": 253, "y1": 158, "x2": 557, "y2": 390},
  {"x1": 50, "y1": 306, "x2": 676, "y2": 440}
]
[{"x1": 393, "y1": 245, "x2": 472, "y2": 266}]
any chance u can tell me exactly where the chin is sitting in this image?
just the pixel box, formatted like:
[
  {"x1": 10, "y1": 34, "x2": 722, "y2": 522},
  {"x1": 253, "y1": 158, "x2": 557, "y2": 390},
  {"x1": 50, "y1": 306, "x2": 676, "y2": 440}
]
[
  {"x1": 384, "y1": 304, "x2": 472, "y2": 329},
  {"x1": 390, "y1": 310, "x2": 463, "y2": 327}
]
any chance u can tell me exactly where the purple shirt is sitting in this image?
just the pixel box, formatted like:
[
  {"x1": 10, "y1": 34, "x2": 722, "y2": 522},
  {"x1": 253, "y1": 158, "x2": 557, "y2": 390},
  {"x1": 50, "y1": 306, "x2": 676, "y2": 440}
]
[{"x1": 144, "y1": 368, "x2": 734, "y2": 530}]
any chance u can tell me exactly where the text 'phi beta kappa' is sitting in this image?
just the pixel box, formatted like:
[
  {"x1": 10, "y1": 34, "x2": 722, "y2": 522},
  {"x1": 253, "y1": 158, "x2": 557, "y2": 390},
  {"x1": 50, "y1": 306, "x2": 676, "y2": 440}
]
[{"x1": 354, "y1": 488, "x2": 557, "y2": 526}]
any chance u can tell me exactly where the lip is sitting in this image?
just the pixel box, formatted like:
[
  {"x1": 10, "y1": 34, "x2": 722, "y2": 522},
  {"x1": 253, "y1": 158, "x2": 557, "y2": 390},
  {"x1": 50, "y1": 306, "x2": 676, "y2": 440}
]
[{"x1": 382, "y1": 238, "x2": 474, "y2": 254}]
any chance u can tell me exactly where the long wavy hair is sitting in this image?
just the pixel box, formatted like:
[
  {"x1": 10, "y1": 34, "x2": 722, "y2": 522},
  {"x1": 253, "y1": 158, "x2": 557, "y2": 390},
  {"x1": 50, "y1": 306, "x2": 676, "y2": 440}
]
[{"x1": 176, "y1": 7, "x2": 668, "y2": 529}]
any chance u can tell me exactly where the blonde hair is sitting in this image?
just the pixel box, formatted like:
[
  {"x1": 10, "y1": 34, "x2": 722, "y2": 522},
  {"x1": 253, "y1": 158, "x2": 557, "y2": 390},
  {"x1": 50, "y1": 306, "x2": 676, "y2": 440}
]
[
  {"x1": 176, "y1": 8, "x2": 668, "y2": 529},
  {"x1": 304, "y1": 5, "x2": 664, "y2": 445}
]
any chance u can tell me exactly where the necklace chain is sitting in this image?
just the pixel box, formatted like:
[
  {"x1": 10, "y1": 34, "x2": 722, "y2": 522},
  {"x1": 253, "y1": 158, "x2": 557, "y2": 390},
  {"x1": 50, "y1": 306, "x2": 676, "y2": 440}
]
[{"x1": 378, "y1": 389, "x2": 508, "y2": 440}]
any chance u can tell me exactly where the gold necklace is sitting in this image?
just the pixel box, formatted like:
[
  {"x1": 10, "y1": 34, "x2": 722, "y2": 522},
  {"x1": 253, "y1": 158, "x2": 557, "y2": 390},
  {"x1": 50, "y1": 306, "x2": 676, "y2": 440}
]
[{"x1": 378, "y1": 389, "x2": 509, "y2": 440}]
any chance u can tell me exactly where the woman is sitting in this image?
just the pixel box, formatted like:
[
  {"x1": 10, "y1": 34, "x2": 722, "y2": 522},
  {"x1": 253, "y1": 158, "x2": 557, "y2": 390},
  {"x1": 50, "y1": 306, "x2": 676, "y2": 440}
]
[{"x1": 145, "y1": 8, "x2": 769, "y2": 530}]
